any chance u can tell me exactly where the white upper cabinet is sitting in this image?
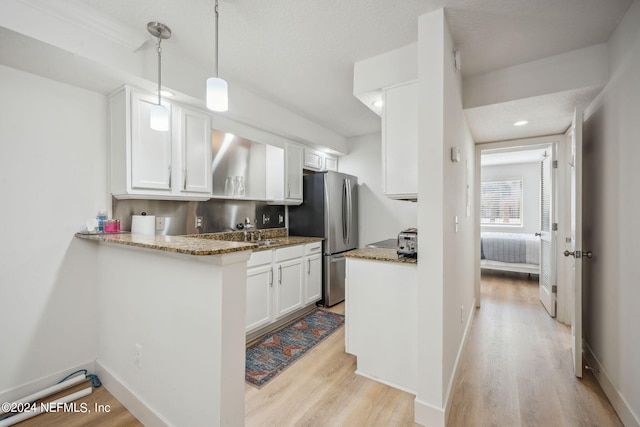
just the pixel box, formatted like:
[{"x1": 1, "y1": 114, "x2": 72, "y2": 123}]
[
  {"x1": 284, "y1": 142, "x2": 304, "y2": 204},
  {"x1": 304, "y1": 148, "x2": 324, "y2": 171},
  {"x1": 109, "y1": 86, "x2": 213, "y2": 201},
  {"x1": 128, "y1": 91, "x2": 173, "y2": 192},
  {"x1": 179, "y1": 107, "x2": 212, "y2": 195},
  {"x1": 382, "y1": 81, "x2": 418, "y2": 200},
  {"x1": 304, "y1": 148, "x2": 338, "y2": 172}
]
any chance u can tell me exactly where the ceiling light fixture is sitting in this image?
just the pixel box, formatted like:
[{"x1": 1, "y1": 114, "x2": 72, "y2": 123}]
[
  {"x1": 147, "y1": 22, "x2": 172, "y2": 131},
  {"x1": 513, "y1": 120, "x2": 529, "y2": 126},
  {"x1": 206, "y1": 0, "x2": 228, "y2": 112}
]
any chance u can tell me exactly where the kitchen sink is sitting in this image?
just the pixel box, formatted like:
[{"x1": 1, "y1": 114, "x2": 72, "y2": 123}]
[{"x1": 256, "y1": 240, "x2": 281, "y2": 247}]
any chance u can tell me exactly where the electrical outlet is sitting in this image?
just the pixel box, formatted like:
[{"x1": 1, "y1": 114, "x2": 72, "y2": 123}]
[
  {"x1": 155, "y1": 216, "x2": 165, "y2": 231},
  {"x1": 135, "y1": 343, "x2": 142, "y2": 368},
  {"x1": 195, "y1": 216, "x2": 203, "y2": 228}
]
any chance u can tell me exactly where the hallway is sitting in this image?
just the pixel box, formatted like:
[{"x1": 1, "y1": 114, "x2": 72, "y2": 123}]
[{"x1": 447, "y1": 272, "x2": 622, "y2": 426}]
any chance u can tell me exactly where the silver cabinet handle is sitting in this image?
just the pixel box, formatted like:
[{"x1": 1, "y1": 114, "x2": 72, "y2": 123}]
[
  {"x1": 308, "y1": 258, "x2": 311, "y2": 275},
  {"x1": 168, "y1": 165, "x2": 172, "y2": 188},
  {"x1": 287, "y1": 182, "x2": 291, "y2": 198},
  {"x1": 278, "y1": 265, "x2": 282, "y2": 284},
  {"x1": 269, "y1": 269, "x2": 273, "y2": 287},
  {"x1": 183, "y1": 169, "x2": 187, "y2": 190}
]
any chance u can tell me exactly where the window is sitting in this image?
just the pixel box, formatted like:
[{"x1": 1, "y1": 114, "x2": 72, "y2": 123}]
[{"x1": 480, "y1": 178, "x2": 523, "y2": 225}]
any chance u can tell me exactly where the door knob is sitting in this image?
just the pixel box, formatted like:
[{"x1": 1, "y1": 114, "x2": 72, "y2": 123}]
[
  {"x1": 535, "y1": 232, "x2": 542, "y2": 237},
  {"x1": 564, "y1": 250, "x2": 593, "y2": 259}
]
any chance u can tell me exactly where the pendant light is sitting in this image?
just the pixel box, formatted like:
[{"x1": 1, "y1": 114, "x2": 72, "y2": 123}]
[
  {"x1": 206, "y1": 0, "x2": 228, "y2": 112},
  {"x1": 147, "y1": 22, "x2": 172, "y2": 131}
]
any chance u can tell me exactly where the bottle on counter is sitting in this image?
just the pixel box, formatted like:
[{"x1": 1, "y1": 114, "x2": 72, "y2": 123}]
[{"x1": 97, "y1": 209, "x2": 107, "y2": 232}]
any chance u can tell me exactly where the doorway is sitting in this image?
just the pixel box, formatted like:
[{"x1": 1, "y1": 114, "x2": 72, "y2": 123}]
[{"x1": 474, "y1": 135, "x2": 571, "y2": 325}]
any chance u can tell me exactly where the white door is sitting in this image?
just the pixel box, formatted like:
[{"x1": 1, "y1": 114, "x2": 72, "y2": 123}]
[
  {"x1": 180, "y1": 107, "x2": 212, "y2": 195},
  {"x1": 130, "y1": 91, "x2": 172, "y2": 191},
  {"x1": 246, "y1": 265, "x2": 273, "y2": 332},
  {"x1": 539, "y1": 147, "x2": 556, "y2": 316},
  {"x1": 565, "y1": 107, "x2": 587, "y2": 378},
  {"x1": 305, "y1": 253, "x2": 322, "y2": 304},
  {"x1": 275, "y1": 258, "x2": 303, "y2": 318}
]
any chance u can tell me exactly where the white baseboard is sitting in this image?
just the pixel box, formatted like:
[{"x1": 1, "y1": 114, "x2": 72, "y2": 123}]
[
  {"x1": 414, "y1": 398, "x2": 445, "y2": 427},
  {"x1": 583, "y1": 343, "x2": 640, "y2": 427},
  {"x1": 96, "y1": 359, "x2": 169, "y2": 427},
  {"x1": 353, "y1": 370, "x2": 416, "y2": 395},
  {"x1": 444, "y1": 298, "x2": 476, "y2": 421},
  {"x1": 414, "y1": 298, "x2": 476, "y2": 427},
  {"x1": 0, "y1": 360, "x2": 96, "y2": 404}
]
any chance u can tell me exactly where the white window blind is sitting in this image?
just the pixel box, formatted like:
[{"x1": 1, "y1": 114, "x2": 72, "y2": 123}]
[{"x1": 480, "y1": 178, "x2": 523, "y2": 225}]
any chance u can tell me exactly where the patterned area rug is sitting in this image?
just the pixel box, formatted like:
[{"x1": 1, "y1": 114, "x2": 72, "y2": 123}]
[{"x1": 246, "y1": 309, "x2": 345, "y2": 388}]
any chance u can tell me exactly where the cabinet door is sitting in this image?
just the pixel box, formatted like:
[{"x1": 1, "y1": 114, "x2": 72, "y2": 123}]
[
  {"x1": 304, "y1": 148, "x2": 324, "y2": 171},
  {"x1": 382, "y1": 82, "x2": 417, "y2": 199},
  {"x1": 130, "y1": 91, "x2": 172, "y2": 191},
  {"x1": 305, "y1": 253, "x2": 322, "y2": 304},
  {"x1": 275, "y1": 258, "x2": 303, "y2": 318},
  {"x1": 246, "y1": 265, "x2": 273, "y2": 332},
  {"x1": 286, "y1": 143, "x2": 304, "y2": 203},
  {"x1": 180, "y1": 107, "x2": 212, "y2": 195},
  {"x1": 324, "y1": 155, "x2": 338, "y2": 172}
]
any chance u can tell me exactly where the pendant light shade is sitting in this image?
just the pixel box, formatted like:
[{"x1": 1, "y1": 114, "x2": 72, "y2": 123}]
[
  {"x1": 206, "y1": 0, "x2": 228, "y2": 112},
  {"x1": 207, "y1": 77, "x2": 228, "y2": 112},
  {"x1": 147, "y1": 22, "x2": 172, "y2": 131},
  {"x1": 150, "y1": 103, "x2": 170, "y2": 131}
]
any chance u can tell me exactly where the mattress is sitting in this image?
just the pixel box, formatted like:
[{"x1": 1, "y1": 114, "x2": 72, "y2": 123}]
[{"x1": 481, "y1": 232, "x2": 540, "y2": 265}]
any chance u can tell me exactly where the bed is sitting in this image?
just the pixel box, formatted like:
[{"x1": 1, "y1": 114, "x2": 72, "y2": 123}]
[{"x1": 480, "y1": 232, "x2": 540, "y2": 275}]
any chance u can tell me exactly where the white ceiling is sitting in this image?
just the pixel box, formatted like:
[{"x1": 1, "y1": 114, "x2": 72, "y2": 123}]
[{"x1": 3, "y1": 0, "x2": 634, "y2": 143}]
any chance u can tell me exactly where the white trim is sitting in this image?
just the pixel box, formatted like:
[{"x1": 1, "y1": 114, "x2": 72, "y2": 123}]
[
  {"x1": 444, "y1": 298, "x2": 476, "y2": 419},
  {"x1": 96, "y1": 360, "x2": 169, "y2": 427},
  {"x1": 15, "y1": 0, "x2": 147, "y2": 51},
  {"x1": 354, "y1": 370, "x2": 415, "y2": 395},
  {"x1": 414, "y1": 398, "x2": 445, "y2": 427},
  {"x1": 583, "y1": 343, "x2": 640, "y2": 427},
  {"x1": 0, "y1": 361, "x2": 95, "y2": 404}
]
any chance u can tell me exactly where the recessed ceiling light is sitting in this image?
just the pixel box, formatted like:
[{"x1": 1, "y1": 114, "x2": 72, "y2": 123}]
[
  {"x1": 513, "y1": 120, "x2": 528, "y2": 126},
  {"x1": 372, "y1": 99, "x2": 383, "y2": 108}
]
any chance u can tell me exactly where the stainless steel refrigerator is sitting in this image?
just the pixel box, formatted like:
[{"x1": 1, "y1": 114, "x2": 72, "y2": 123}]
[{"x1": 289, "y1": 171, "x2": 358, "y2": 307}]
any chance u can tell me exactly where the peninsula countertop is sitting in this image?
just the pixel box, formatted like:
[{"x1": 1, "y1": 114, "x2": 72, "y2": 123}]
[
  {"x1": 343, "y1": 247, "x2": 417, "y2": 264},
  {"x1": 75, "y1": 228, "x2": 323, "y2": 256}
]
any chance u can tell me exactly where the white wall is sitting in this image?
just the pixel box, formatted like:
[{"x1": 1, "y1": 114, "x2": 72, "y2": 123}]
[
  {"x1": 338, "y1": 133, "x2": 417, "y2": 246},
  {"x1": 0, "y1": 65, "x2": 107, "y2": 399},
  {"x1": 481, "y1": 162, "x2": 540, "y2": 234},
  {"x1": 582, "y1": 1, "x2": 640, "y2": 425},
  {"x1": 415, "y1": 9, "x2": 476, "y2": 426}
]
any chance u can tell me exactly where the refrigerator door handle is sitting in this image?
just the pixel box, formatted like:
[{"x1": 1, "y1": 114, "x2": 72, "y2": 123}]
[
  {"x1": 346, "y1": 178, "x2": 353, "y2": 246},
  {"x1": 342, "y1": 178, "x2": 348, "y2": 244}
]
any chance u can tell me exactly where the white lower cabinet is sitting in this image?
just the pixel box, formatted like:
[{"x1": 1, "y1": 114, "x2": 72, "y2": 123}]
[
  {"x1": 275, "y1": 257, "x2": 304, "y2": 318},
  {"x1": 304, "y1": 242, "x2": 322, "y2": 304},
  {"x1": 246, "y1": 242, "x2": 322, "y2": 335}
]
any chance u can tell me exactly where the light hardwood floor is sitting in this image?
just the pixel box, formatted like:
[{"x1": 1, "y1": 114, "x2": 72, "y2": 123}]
[
  {"x1": 13, "y1": 273, "x2": 622, "y2": 426},
  {"x1": 447, "y1": 271, "x2": 623, "y2": 427},
  {"x1": 247, "y1": 273, "x2": 623, "y2": 427}
]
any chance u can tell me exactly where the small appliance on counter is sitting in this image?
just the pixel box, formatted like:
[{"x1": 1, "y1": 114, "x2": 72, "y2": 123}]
[{"x1": 397, "y1": 228, "x2": 417, "y2": 258}]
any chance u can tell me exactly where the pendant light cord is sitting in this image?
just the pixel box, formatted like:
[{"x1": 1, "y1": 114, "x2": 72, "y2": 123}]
[
  {"x1": 214, "y1": 0, "x2": 219, "y2": 78},
  {"x1": 156, "y1": 37, "x2": 162, "y2": 106}
]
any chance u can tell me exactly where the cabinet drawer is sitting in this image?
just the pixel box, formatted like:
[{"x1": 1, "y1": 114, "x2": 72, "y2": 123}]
[
  {"x1": 248, "y1": 250, "x2": 273, "y2": 268},
  {"x1": 305, "y1": 241, "x2": 322, "y2": 255},
  {"x1": 275, "y1": 245, "x2": 304, "y2": 262}
]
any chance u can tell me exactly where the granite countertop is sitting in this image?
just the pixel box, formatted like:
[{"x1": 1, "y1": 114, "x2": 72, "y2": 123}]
[
  {"x1": 76, "y1": 228, "x2": 323, "y2": 256},
  {"x1": 344, "y1": 247, "x2": 417, "y2": 264},
  {"x1": 185, "y1": 229, "x2": 323, "y2": 252}
]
